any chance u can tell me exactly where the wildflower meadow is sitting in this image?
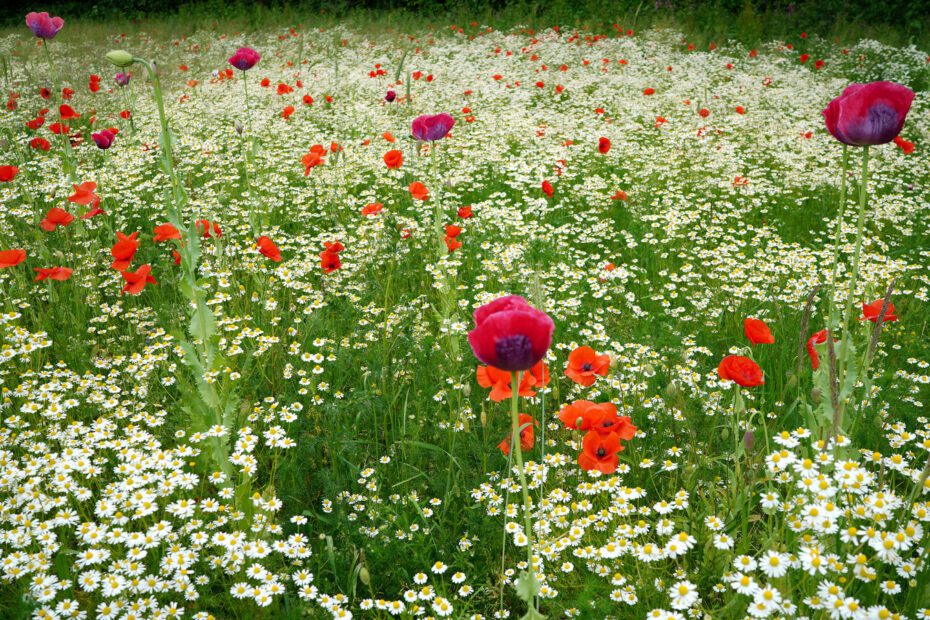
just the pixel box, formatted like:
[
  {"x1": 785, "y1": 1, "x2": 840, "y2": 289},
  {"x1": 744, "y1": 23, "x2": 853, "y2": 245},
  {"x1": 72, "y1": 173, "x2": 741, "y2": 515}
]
[{"x1": 1, "y1": 7, "x2": 930, "y2": 620}]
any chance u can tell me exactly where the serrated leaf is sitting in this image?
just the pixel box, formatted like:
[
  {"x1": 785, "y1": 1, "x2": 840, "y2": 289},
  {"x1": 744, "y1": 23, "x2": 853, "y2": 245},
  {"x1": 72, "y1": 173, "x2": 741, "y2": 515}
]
[{"x1": 514, "y1": 569, "x2": 541, "y2": 603}]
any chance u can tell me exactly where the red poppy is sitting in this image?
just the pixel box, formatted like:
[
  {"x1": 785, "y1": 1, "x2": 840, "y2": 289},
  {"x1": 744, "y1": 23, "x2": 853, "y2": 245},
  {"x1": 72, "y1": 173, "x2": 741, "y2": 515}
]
[
  {"x1": 564, "y1": 346, "x2": 611, "y2": 386},
  {"x1": 281, "y1": 105, "x2": 295, "y2": 119},
  {"x1": 26, "y1": 116, "x2": 45, "y2": 130},
  {"x1": 48, "y1": 122, "x2": 70, "y2": 135},
  {"x1": 257, "y1": 236, "x2": 282, "y2": 262},
  {"x1": 498, "y1": 414, "x2": 536, "y2": 455},
  {"x1": 110, "y1": 232, "x2": 140, "y2": 270},
  {"x1": 476, "y1": 361, "x2": 550, "y2": 402},
  {"x1": 320, "y1": 250, "x2": 341, "y2": 273},
  {"x1": 33, "y1": 266, "x2": 72, "y2": 282},
  {"x1": 302, "y1": 146, "x2": 326, "y2": 174},
  {"x1": 58, "y1": 104, "x2": 80, "y2": 120},
  {"x1": 806, "y1": 329, "x2": 830, "y2": 370},
  {"x1": 598, "y1": 137, "x2": 611, "y2": 154},
  {"x1": 196, "y1": 220, "x2": 222, "y2": 238},
  {"x1": 0, "y1": 249, "x2": 26, "y2": 268},
  {"x1": 383, "y1": 149, "x2": 403, "y2": 169},
  {"x1": 120, "y1": 110, "x2": 131, "y2": 119},
  {"x1": 68, "y1": 182, "x2": 100, "y2": 207},
  {"x1": 153, "y1": 223, "x2": 181, "y2": 243},
  {"x1": 860, "y1": 300, "x2": 897, "y2": 323},
  {"x1": 0, "y1": 166, "x2": 18, "y2": 182},
  {"x1": 735, "y1": 106, "x2": 746, "y2": 114},
  {"x1": 40, "y1": 207, "x2": 74, "y2": 231},
  {"x1": 578, "y1": 430, "x2": 623, "y2": 474},
  {"x1": 409, "y1": 182, "x2": 429, "y2": 201},
  {"x1": 541, "y1": 180, "x2": 553, "y2": 197},
  {"x1": 643, "y1": 87, "x2": 655, "y2": 95},
  {"x1": 558, "y1": 401, "x2": 636, "y2": 440},
  {"x1": 121, "y1": 264, "x2": 156, "y2": 295},
  {"x1": 467, "y1": 295, "x2": 554, "y2": 372},
  {"x1": 458, "y1": 205, "x2": 473, "y2": 219},
  {"x1": 698, "y1": 108, "x2": 710, "y2": 118},
  {"x1": 717, "y1": 355, "x2": 764, "y2": 387},
  {"x1": 80, "y1": 204, "x2": 106, "y2": 219},
  {"x1": 445, "y1": 236, "x2": 462, "y2": 252},
  {"x1": 744, "y1": 318, "x2": 775, "y2": 345},
  {"x1": 361, "y1": 203, "x2": 383, "y2": 216},
  {"x1": 893, "y1": 136, "x2": 915, "y2": 154}
]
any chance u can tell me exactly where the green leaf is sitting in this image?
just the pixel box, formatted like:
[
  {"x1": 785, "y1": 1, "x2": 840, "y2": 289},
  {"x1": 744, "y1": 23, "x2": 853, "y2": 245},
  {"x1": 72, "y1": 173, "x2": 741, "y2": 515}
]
[{"x1": 514, "y1": 569, "x2": 542, "y2": 603}]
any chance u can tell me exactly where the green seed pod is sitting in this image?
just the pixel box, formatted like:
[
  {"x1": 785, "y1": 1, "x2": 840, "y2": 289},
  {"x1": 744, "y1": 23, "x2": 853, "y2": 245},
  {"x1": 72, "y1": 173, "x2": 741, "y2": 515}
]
[
  {"x1": 106, "y1": 50, "x2": 134, "y2": 68},
  {"x1": 359, "y1": 565, "x2": 370, "y2": 586}
]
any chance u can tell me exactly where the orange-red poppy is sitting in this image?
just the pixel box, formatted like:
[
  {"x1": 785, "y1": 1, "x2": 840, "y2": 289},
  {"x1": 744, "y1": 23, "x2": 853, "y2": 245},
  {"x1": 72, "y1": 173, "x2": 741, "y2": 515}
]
[
  {"x1": 121, "y1": 264, "x2": 156, "y2": 295},
  {"x1": 153, "y1": 223, "x2": 181, "y2": 243},
  {"x1": 578, "y1": 430, "x2": 623, "y2": 474},
  {"x1": 361, "y1": 203, "x2": 383, "y2": 216},
  {"x1": 744, "y1": 318, "x2": 774, "y2": 345},
  {"x1": 476, "y1": 361, "x2": 549, "y2": 402},
  {"x1": 110, "y1": 231, "x2": 139, "y2": 270},
  {"x1": 68, "y1": 181, "x2": 100, "y2": 207},
  {"x1": 860, "y1": 300, "x2": 897, "y2": 323},
  {"x1": 498, "y1": 414, "x2": 536, "y2": 455},
  {"x1": 40, "y1": 207, "x2": 74, "y2": 231},
  {"x1": 409, "y1": 182, "x2": 429, "y2": 201},
  {"x1": 0, "y1": 249, "x2": 26, "y2": 268},
  {"x1": 34, "y1": 266, "x2": 72, "y2": 282},
  {"x1": 0, "y1": 166, "x2": 18, "y2": 182},
  {"x1": 383, "y1": 149, "x2": 403, "y2": 169},
  {"x1": 564, "y1": 346, "x2": 611, "y2": 386},
  {"x1": 717, "y1": 355, "x2": 764, "y2": 387},
  {"x1": 196, "y1": 220, "x2": 222, "y2": 238},
  {"x1": 257, "y1": 236, "x2": 282, "y2": 262}
]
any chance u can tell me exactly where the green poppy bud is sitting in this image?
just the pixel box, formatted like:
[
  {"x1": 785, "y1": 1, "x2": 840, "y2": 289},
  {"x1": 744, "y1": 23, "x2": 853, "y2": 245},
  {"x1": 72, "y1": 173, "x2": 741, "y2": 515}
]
[{"x1": 106, "y1": 50, "x2": 135, "y2": 68}]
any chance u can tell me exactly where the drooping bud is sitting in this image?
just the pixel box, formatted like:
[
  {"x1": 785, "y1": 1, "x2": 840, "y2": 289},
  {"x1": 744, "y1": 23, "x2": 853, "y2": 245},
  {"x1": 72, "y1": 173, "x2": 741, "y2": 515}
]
[
  {"x1": 106, "y1": 50, "x2": 135, "y2": 68},
  {"x1": 742, "y1": 430, "x2": 755, "y2": 453},
  {"x1": 810, "y1": 388, "x2": 822, "y2": 405}
]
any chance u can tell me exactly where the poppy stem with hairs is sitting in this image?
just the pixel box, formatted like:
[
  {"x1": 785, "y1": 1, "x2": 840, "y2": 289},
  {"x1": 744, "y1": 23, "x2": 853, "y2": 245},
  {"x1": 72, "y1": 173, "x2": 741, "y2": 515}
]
[
  {"x1": 509, "y1": 370, "x2": 537, "y2": 604},
  {"x1": 839, "y1": 146, "x2": 870, "y2": 379},
  {"x1": 136, "y1": 58, "x2": 184, "y2": 209},
  {"x1": 41, "y1": 41, "x2": 77, "y2": 182},
  {"x1": 826, "y1": 144, "x2": 849, "y2": 330}
]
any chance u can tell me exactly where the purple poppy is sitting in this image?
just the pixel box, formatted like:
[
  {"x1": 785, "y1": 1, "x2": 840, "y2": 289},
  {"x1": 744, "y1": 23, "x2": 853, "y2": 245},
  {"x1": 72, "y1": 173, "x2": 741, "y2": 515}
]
[
  {"x1": 91, "y1": 129, "x2": 115, "y2": 150},
  {"x1": 26, "y1": 12, "x2": 64, "y2": 40},
  {"x1": 467, "y1": 295, "x2": 554, "y2": 372},
  {"x1": 385, "y1": 89, "x2": 396, "y2": 103},
  {"x1": 228, "y1": 47, "x2": 261, "y2": 71},
  {"x1": 823, "y1": 81, "x2": 915, "y2": 146},
  {"x1": 411, "y1": 113, "x2": 455, "y2": 141},
  {"x1": 114, "y1": 72, "x2": 131, "y2": 87}
]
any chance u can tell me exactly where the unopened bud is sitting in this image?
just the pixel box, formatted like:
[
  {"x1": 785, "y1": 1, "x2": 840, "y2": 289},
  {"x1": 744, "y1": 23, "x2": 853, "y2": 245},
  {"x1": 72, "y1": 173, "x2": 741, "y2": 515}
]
[
  {"x1": 235, "y1": 121, "x2": 244, "y2": 135},
  {"x1": 358, "y1": 565, "x2": 370, "y2": 586},
  {"x1": 742, "y1": 430, "x2": 755, "y2": 453},
  {"x1": 810, "y1": 388, "x2": 822, "y2": 405},
  {"x1": 106, "y1": 50, "x2": 135, "y2": 68},
  {"x1": 480, "y1": 410, "x2": 487, "y2": 428},
  {"x1": 665, "y1": 381, "x2": 682, "y2": 400}
]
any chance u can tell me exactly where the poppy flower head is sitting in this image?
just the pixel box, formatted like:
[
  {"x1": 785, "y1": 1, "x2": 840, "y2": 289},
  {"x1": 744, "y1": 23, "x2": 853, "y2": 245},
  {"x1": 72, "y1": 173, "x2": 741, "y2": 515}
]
[
  {"x1": 564, "y1": 346, "x2": 611, "y2": 386},
  {"x1": 68, "y1": 182, "x2": 100, "y2": 207},
  {"x1": 257, "y1": 236, "x2": 282, "y2": 262},
  {"x1": 541, "y1": 180, "x2": 554, "y2": 197},
  {"x1": 409, "y1": 182, "x2": 429, "y2": 201},
  {"x1": 468, "y1": 295, "x2": 554, "y2": 372},
  {"x1": 110, "y1": 232, "x2": 140, "y2": 271},
  {"x1": 823, "y1": 81, "x2": 915, "y2": 146},
  {"x1": 476, "y1": 361, "x2": 549, "y2": 402},
  {"x1": 34, "y1": 266, "x2": 72, "y2": 282},
  {"x1": 26, "y1": 12, "x2": 64, "y2": 40},
  {"x1": 717, "y1": 355, "x2": 764, "y2": 387},
  {"x1": 228, "y1": 47, "x2": 261, "y2": 71},
  {"x1": 383, "y1": 149, "x2": 403, "y2": 169},
  {"x1": 121, "y1": 264, "x2": 156, "y2": 295},
  {"x1": 860, "y1": 300, "x2": 897, "y2": 323},
  {"x1": 0, "y1": 166, "x2": 19, "y2": 182},
  {"x1": 361, "y1": 203, "x2": 383, "y2": 216},
  {"x1": 598, "y1": 137, "x2": 611, "y2": 154},
  {"x1": 92, "y1": 129, "x2": 116, "y2": 150},
  {"x1": 411, "y1": 113, "x2": 455, "y2": 141},
  {"x1": 0, "y1": 249, "x2": 27, "y2": 268},
  {"x1": 115, "y1": 72, "x2": 131, "y2": 87},
  {"x1": 40, "y1": 207, "x2": 75, "y2": 231},
  {"x1": 806, "y1": 329, "x2": 829, "y2": 370},
  {"x1": 744, "y1": 318, "x2": 775, "y2": 345},
  {"x1": 153, "y1": 223, "x2": 181, "y2": 243},
  {"x1": 578, "y1": 430, "x2": 623, "y2": 474},
  {"x1": 498, "y1": 414, "x2": 536, "y2": 456}
]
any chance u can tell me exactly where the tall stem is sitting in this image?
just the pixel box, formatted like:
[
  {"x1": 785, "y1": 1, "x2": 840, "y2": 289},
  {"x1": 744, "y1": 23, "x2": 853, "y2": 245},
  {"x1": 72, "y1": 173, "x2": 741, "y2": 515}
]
[
  {"x1": 509, "y1": 371, "x2": 535, "y2": 573},
  {"x1": 42, "y1": 41, "x2": 77, "y2": 182},
  {"x1": 826, "y1": 145, "x2": 849, "y2": 330},
  {"x1": 839, "y1": 146, "x2": 870, "y2": 376}
]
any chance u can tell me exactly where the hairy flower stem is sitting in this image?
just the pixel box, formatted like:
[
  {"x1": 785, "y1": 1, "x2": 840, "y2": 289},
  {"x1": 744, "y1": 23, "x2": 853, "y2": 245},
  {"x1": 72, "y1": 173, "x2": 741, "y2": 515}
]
[
  {"x1": 42, "y1": 42, "x2": 77, "y2": 182},
  {"x1": 510, "y1": 371, "x2": 537, "y2": 608},
  {"x1": 826, "y1": 145, "x2": 849, "y2": 330},
  {"x1": 839, "y1": 146, "x2": 870, "y2": 378}
]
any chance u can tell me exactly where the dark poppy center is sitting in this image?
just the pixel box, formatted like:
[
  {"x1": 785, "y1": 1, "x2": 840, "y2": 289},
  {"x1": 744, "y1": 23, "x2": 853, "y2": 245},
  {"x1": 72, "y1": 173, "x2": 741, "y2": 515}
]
[
  {"x1": 494, "y1": 334, "x2": 534, "y2": 371},
  {"x1": 600, "y1": 420, "x2": 613, "y2": 428},
  {"x1": 862, "y1": 104, "x2": 902, "y2": 144},
  {"x1": 582, "y1": 363, "x2": 593, "y2": 371},
  {"x1": 596, "y1": 448, "x2": 606, "y2": 457}
]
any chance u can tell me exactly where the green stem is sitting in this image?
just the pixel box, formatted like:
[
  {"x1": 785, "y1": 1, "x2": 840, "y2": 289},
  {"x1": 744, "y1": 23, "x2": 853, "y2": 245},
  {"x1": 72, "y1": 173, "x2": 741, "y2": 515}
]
[
  {"x1": 826, "y1": 145, "x2": 849, "y2": 330},
  {"x1": 839, "y1": 146, "x2": 870, "y2": 378},
  {"x1": 510, "y1": 371, "x2": 535, "y2": 574}
]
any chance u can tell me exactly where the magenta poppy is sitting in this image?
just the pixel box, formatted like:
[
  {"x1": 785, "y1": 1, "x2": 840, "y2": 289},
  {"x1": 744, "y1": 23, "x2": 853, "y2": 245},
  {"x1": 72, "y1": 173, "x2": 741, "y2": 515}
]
[
  {"x1": 822, "y1": 82, "x2": 915, "y2": 146},
  {"x1": 467, "y1": 295, "x2": 554, "y2": 372},
  {"x1": 25, "y1": 12, "x2": 64, "y2": 40},
  {"x1": 411, "y1": 113, "x2": 455, "y2": 141},
  {"x1": 115, "y1": 72, "x2": 131, "y2": 87},
  {"x1": 228, "y1": 47, "x2": 261, "y2": 71},
  {"x1": 92, "y1": 129, "x2": 115, "y2": 150},
  {"x1": 385, "y1": 89, "x2": 397, "y2": 102}
]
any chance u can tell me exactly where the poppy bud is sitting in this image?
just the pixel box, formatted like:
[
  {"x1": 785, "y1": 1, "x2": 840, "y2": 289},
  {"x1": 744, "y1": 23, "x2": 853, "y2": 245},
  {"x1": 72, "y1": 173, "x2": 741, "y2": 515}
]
[
  {"x1": 480, "y1": 410, "x2": 487, "y2": 428},
  {"x1": 784, "y1": 373, "x2": 798, "y2": 390},
  {"x1": 235, "y1": 121, "x2": 244, "y2": 135},
  {"x1": 810, "y1": 388, "x2": 822, "y2": 404},
  {"x1": 358, "y1": 566, "x2": 370, "y2": 586},
  {"x1": 106, "y1": 50, "x2": 135, "y2": 68},
  {"x1": 742, "y1": 430, "x2": 755, "y2": 453},
  {"x1": 462, "y1": 382, "x2": 471, "y2": 396},
  {"x1": 665, "y1": 381, "x2": 682, "y2": 400}
]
